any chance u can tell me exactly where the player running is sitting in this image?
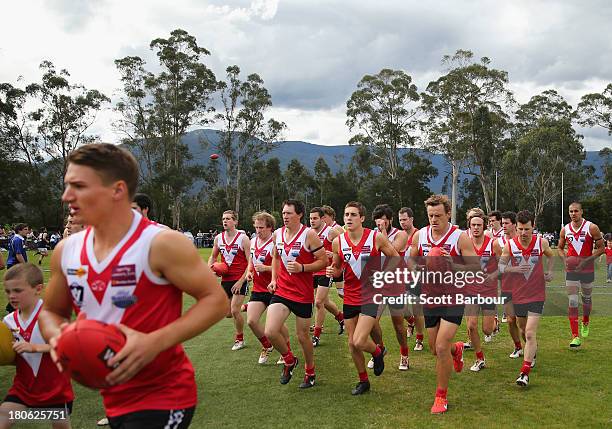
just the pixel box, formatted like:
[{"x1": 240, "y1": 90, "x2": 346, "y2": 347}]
[
  {"x1": 464, "y1": 208, "x2": 498, "y2": 372},
  {"x1": 326, "y1": 201, "x2": 399, "y2": 394},
  {"x1": 409, "y1": 194, "x2": 478, "y2": 414},
  {"x1": 398, "y1": 207, "x2": 425, "y2": 351},
  {"x1": 497, "y1": 212, "x2": 524, "y2": 359},
  {"x1": 245, "y1": 211, "x2": 291, "y2": 364},
  {"x1": 370, "y1": 204, "x2": 410, "y2": 371},
  {"x1": 209, "y1": 211, "x2": 251, "y2": 351},
  {"x1": 39, "y1": 143, "x2": 227, "y2": 428},
  {"x1": 557, "y1": 202, "x2": 604, "y2": 348},
  {"x1": 309, "y1": 207, "x2": 344, "y2": 347},
  {"x1": 321, "y1": 205, "x2": 346, "y2": 298},
  {"x1": 264, "y1": 200, "x2": 327, "y2": 388},
  {"x1": 499, "y1": 210, "x2": 554, "y2": 387}
]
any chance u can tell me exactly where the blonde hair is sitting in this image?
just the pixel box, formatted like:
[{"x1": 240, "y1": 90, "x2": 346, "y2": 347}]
[
  {"x1": 252, "y1": 211, "x2": 276, "y2": 229},
  {"x1": 467, "y1": 207, "x2": 487, "y2": 226},
  {"x1": 223, "y1": 210, "x2": 238, "y2": 221},
  {"x1": 424, "y1": 194, "x2": 451, "y2": 214}
]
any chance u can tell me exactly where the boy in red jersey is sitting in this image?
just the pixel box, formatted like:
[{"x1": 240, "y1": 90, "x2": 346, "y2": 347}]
[
  {"x1": 327, "y1": 202, "x2": 399, "y2": 395},
  {"x1": 409, "y1": 194, "x2": 478, "y2": 414},
  {"x1": 557, "y1": 202, "x2": 604, "y2": 347},
  {"x1": 209, "y1": 210, "x2": 251, "y2": 350},
  {"x1": 245, "y1": 211, "x2": 291, "y2": 364},
  {"x1": 38, "y1": 143, "x2": 227, "y2": 429},
  {"x1": 1, "y1": 264, "x2": 74, "y2": 429},
  {"x1": 499, "y1": 210, "x2": 554, "y2": 387},
  {"x1": 264, "y1": 200, "x2": 327, "y2": 388}
]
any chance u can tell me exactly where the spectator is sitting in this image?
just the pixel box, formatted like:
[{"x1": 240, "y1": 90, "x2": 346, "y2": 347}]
[
  {"x1": 604, "y1": 238, "x2": 612, "y2": 284},
  {"x1": 7, "y1": 224, "x2": 29, "y2": 270},
  {"x1": 6, "y1": 223, "x2": 29, "y2": 313},
  {"x1": 35, "y1": 227, "x2": 50, "y2": 265},
  {"x1": 49, "y1": 231, "x2": 61, "y2": 249}
]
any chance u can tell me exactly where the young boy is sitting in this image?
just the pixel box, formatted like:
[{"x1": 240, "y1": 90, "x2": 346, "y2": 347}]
[{"x1": 1, "y1": 263, "x2": 74, "y2": 429}]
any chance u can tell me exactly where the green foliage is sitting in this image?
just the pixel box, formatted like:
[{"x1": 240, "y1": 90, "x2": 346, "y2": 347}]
[
  {"x1": 115, "y1": 29, "x2": 217, "y2": 227},
  {"x1": 213, "y1": 65, "x2": 286, "y2": 217},
  {"x1": 503, "y1": 91, "x2": 587, "y2": 225},
  {"x1": 576, "y1": 83, "x2": 612, "y2": 135}
]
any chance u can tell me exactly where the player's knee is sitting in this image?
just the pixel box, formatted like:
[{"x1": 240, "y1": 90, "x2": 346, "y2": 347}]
[
  {"x1": 568, "y1": 294, "x2": 579, "y2": 308},
  {"x1": 296, "y1": 329, "x2": 310, "y2": 344},
  {"x1": 581, "y1": 291, "x2": 592, "y2": 304},
  {"x1": 525, "y1": 330, "x2": 537, "y2": 343},
  {"x1": 353, "y1": 335, "x2": 368, "y2": 351},
  {"x1": 315, "y1": 299, "x2": 325, "y2": 309},
  {"x1": 467, "y1": 318, "x2": 478, "y2": 332},
  {"x1": 264, "y1": 326, "x2": 276, "y2": 340},
  {"x1": 435, "y1": 341, "x2": 450, "y2": 357},
  {"x1": 246, "y1": 317, "x2": 258, "y2": 329}
]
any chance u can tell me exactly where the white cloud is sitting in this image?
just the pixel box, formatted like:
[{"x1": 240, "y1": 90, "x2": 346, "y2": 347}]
[{"x1": 1, "y1": 0, "x2": 611, "y2": 151}]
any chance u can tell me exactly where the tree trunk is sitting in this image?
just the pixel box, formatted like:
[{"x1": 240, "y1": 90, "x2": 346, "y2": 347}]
[
  {"x1": 451, "y1": 160, "x2": 459, "y2": 225},
  {"x1": 478, "y1": 174, "x2": 492, "y2": 213}
]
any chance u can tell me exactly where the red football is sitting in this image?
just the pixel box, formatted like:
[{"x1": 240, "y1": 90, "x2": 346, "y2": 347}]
[
  {"x1": 212, "y1": 261, "x2": 229, "y2": 276},
  {"x1": 426, "y1": 246, "x2": 449, "y2": 272},
  {"x1": 209, "y1": 153, "x2": 220, "y2": 160},
  {"x1": 55, "y1": 319, "x2": 126, "y2": 389}
]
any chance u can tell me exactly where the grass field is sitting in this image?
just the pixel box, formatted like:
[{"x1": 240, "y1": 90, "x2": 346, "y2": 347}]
[{"x1": 1, "y1": 249, "x2": 612, "y2": 428}]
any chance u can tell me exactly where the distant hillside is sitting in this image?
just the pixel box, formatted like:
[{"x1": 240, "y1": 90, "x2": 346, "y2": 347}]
[{"x1": 171, "y1": 129, "x2": 606, "y2": 194}]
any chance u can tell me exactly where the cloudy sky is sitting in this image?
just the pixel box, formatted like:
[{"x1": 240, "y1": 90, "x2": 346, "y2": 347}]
[{"x1": 2, "y1": 0, "x2": 611, "y2": 150}]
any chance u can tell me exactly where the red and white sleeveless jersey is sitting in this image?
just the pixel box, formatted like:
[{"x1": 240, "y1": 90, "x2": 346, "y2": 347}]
[
  {"x1": 215, "y1": 231, "x2": 248, "y2": 281},
  {"x1": 563, "y1": 219, "x2": 595, "y2": 273},
  {"x1": 314, "y1": 225, "x2": 332, "y2": 276},
  {"x1": 491, "y1": 227, "x2": 504, "y2": 239},
  {"x1": 338, "y1": 229, "x2": 379, "y2": 306},
  {"x1": 3, "y1": 300, "x2": 74, "y2": 406},
  {"x1": 466, "y1": 235, "x2": 497, "y2": 297},
  {"x1": 274, "y1": 225, "x2": 316, "y2": 304},
  {"x1": 417, "y1": 225, "x2": 462, "y2": 257},
  {"x1": 417, "y1": 225, "x2": 463, "y2": 307},
  {"x1": 61, "y1": 212, "x2": 197, "y2": 417},
  {"x1": 508, "y1": 235, "x2": 545, "y2": 304},
  {"x1": 402, "y1": 229, "x2": 418, "y2": 263},
  {"x1": 250, "y1": 235, "x2": 274, "y2": 293}
]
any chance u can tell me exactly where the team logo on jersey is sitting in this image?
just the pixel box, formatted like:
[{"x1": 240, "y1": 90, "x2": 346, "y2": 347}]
[
  {"x1": 111, "y1": 264, "x2": 137, "y2": 287},
  {"x1": 91, "y1": 279, "x2": 107, "y2": 292},
  {"x1": 111, "y1": 290, "x2": 138, "y2": 308},
  {"x1": 70, "y1": 282, "x2": 84, "y2": 307},
  {"x1": 67, "y1": 267, "x2": 87, "y2": 278}
]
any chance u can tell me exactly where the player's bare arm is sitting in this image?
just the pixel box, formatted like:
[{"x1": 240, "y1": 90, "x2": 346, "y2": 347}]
[
  {"x1": 541, "y1": 238, "x2": 555, "y2": 282},
  {"x1": 376, "y1": 233, "x2": 400, "y2": 258},
  {"x1": 325, "y1": 236, "x2": 343, "y2": 278},
  {"x1": 39, "y1": 240, "x2": 74, "y2": 346},
  {"x1": 447, "y1": 232, "x2": 479, "y2": 272},
  {"x1": 231, "y1": 235, "x2": 252, "y2": 294},
  {"x1": 208, "y1": 238, "x2": 220, "y2": 267},
  {"x1": 557, "y1": 227, "x2": 567, "y2": 259},
  {"x1": 392, "y1": 230, "x2": 409, "y2": 253},
  {"x1": 267, "y1": 232, "x2": 278, "y2": 293},
  {"x1": 106, "y1": 230, "x2": 228, "y2": 385}
]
